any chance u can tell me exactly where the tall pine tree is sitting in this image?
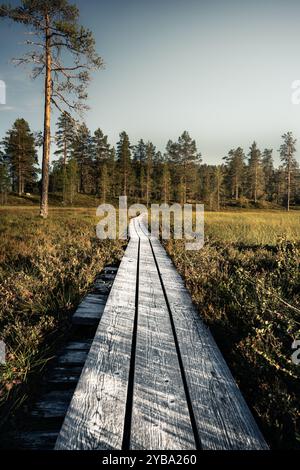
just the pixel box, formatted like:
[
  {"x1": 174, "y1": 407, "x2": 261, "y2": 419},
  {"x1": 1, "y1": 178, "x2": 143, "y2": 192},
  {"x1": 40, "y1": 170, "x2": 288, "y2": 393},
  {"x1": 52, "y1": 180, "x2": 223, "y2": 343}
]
[
  {"x1": 247, "y1": 141, "x2": 264, "y2": 203},
  {"x1": 0, "y1": 0, "x2": 103, "y2": 218},
  {"x1": 117, "y1": 131, "x2": 132, "y2": 197},
  {"x1": 93, "y1": 128, "x2": 112, "y2": 199},
  {"x1": 54, "y1": 111, "x2": 76, "y2": 204},
  {"x1": 72, "y1": 123, "x2": 94, "y2": 194},
  {"x1": 279, "y1": 132, "x2": 297, "y2": 211}
]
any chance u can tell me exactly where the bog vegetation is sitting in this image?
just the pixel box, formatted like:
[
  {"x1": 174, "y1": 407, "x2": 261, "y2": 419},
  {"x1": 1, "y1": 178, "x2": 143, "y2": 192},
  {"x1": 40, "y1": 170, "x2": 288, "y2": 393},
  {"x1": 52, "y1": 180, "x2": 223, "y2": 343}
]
[
  {"x1": 0, "y1": 208, "x2": 299, "y2": 450},
  {"x1": 166, "y1": 211, "x2": 300, "y2": 449},
  {"x1": 0, "y1": 208, "x2": 123, "y2": 420}
]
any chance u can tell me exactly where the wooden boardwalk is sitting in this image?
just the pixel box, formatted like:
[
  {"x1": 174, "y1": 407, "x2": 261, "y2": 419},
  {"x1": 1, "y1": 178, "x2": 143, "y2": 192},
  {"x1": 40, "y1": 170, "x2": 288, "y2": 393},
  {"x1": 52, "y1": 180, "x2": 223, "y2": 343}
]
[{"x1": 55, "y1": 215, "x2": 268, "y2": 450}]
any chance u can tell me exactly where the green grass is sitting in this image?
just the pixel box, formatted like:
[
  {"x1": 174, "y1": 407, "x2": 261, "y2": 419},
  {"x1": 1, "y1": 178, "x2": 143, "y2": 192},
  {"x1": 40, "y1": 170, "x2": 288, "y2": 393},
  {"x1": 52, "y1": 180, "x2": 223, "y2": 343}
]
[
  {"x1": 0, "y1": 207, "x2": 124, "y2": 420},
  {"x1": 204, "y1": 210, "x2": 300, "y2": 245},
  {"x1": 165, "y1": 210, "x2": 300, "y2": 449},
  {"x1": 1, "y1": 192, "x2": 105, "y2": 207},
  {"x1": 1, "y1": 207, "x2": 300, "y2": 448}
]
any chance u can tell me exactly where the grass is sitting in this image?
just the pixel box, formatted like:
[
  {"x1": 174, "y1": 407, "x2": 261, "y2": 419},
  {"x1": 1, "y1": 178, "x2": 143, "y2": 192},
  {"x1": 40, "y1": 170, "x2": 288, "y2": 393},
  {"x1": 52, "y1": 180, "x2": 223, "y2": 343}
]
[
  {"x1": 165, "y1": 210, "x2": 300, "y2": 449},
  {"x1": 204, "y1": 210, "x2": 300, "y2": 246},
  {"x1": 1, "y1": 206, "x2": 299, "y2": 449},
  {"x1": 2, "y1": 192, "x2": 106, "y2": 207},
  {"x1": 0, "y1": 207, "x2": 124, "y2": 421}
]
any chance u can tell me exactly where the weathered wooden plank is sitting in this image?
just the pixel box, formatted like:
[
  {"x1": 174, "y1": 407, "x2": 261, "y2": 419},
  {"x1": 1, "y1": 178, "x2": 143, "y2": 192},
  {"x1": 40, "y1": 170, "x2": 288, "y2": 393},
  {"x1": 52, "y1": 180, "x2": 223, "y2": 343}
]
[
  {"x1": 57, "y1": 350, "x2": 89, "y2": 366},
  {"x1": 15, "y1": 432, "x2": 58, "y2": 450},
  {"x1": 31, "y1": 391, "x2": 73, "y2": 419},
  {"x1": 130, "y1": 237, "x2": 195, "y2": 450},
  {"x1": 55, "y1": 239, "x2": 139, "y2": 450},
  {"x1": 136, "y1": 215, "x2": 268, "y2": 450},
  {"x1": 104, "y1": 266, "x2": 118, "y2": 274},
  {"x1": 72, "y1": 293, "x2": 106, "y2": 326},
  {"x1": 48, "y1": 366, "x2": 83, "y2": 386},
  {"x1": 65, "y1": 340, "x2": 92, "y2": 351}
]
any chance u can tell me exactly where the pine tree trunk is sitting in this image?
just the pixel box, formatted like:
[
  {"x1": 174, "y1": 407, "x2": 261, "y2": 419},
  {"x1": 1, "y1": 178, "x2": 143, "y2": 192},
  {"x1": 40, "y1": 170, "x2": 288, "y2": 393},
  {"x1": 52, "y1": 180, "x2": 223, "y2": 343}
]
[{"x1": 40, "y1": 15, "x2": 52, "y2": 219}]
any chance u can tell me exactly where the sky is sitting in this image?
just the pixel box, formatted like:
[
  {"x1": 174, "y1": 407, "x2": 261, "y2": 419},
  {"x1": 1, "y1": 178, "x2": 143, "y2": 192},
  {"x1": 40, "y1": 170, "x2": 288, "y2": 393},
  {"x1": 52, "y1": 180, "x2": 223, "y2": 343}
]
[{"x1": 1, "y1": 0, "x2": 300, "y2": 166}]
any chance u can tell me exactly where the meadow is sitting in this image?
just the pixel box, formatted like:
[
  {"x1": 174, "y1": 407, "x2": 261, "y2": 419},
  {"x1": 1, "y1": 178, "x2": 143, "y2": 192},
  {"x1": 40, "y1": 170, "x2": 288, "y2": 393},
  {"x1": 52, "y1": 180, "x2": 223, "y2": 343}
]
[
  {"x1": 0, "y1": 208, "x2": 124, "y2": 422},
  {"x1": 165, "y1": 210, "x2": 300, "y2": 449},
  {"x1": 0, "y1": 207, "x2": 299, "y2": 449}
]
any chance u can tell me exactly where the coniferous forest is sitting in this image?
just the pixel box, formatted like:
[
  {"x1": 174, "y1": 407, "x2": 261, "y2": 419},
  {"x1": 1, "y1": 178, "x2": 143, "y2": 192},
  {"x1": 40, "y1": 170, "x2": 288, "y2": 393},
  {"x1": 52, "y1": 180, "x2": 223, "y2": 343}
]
[{"x1": 0, "y1": 114, "x2": 299, "y2": 210}]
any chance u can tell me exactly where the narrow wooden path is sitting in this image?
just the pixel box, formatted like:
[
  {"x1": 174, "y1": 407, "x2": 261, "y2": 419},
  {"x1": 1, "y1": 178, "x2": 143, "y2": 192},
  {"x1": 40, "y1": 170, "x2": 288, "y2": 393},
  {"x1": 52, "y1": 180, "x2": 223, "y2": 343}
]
[{"x1": 55, "y1": 215, "x2": 268, "y2": 450}]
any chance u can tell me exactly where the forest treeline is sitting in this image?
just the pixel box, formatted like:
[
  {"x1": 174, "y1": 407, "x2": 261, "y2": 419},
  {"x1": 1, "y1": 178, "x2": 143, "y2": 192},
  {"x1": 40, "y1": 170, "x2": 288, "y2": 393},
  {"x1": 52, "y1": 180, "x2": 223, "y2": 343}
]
[{"x1": 0, "y1": 113, "x2": 299, "y2": 210}]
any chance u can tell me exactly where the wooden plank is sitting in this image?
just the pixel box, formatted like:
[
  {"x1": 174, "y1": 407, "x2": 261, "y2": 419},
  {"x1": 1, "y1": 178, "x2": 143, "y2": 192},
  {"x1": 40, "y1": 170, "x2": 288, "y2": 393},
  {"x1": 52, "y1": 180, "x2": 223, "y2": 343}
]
[
  {"x1": 72, "y1": 293, "x2": 106, "y2": 326},
  {"x1": 130, "y1": 237, "x2": 196, "y2": 450},
  {"x1": 48, "y1": 366, "x2": 83, "y2": 386},
  {"x1": 139, "y1": 214, "x2": 268, "y2": 450},
  {"x1": 14, "y1": 432, "x2": 58, "y2": 450},
  {"x1": 55, "y1": 239, "x2": 139, "y2": 450},
  {"x1": 57, "y1": 350, "x2": 88, "y2": 366},
  {"x1": 31, "y1": 391, "x2": 73, "y2": 419},
  {"x1": 65, "y1": 340, "x2": 92, "y2": 350}
]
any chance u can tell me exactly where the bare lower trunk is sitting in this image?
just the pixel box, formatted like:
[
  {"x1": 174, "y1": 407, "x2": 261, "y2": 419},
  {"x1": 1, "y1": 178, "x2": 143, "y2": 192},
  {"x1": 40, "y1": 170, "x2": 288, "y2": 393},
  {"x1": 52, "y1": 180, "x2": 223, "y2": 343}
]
[{"x1": 40, "y1": 16, "x2": 52, "y2": 219}]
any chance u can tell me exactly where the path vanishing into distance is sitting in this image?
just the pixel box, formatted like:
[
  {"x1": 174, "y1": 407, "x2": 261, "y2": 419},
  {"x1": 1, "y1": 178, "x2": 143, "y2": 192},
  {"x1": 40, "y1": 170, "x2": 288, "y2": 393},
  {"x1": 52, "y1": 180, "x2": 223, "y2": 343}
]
[{"x1": 54, "y1": 215, "x2": 268, "y2": 450}]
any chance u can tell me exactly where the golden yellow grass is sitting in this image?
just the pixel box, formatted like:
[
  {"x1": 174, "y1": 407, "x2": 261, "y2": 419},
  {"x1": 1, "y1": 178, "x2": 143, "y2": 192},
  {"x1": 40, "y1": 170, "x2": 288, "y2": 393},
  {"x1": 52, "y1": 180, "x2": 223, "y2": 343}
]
[
  {"x1": 204, "y1": 210, "x2": 300, "y2": 245},
  {"x1": 166, "y1": 210, "x2": 300, "y2": 449},
  {"x1": 0, "y1": 207, "x2": 124, "y2": 415}
]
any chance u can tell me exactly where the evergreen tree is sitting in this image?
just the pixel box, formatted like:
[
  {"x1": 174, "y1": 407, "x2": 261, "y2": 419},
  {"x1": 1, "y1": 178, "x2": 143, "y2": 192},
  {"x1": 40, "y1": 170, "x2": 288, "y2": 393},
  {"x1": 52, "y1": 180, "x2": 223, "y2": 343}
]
[
  {"x1": 247, "y1": 141, "x2": 264, "y2": 203},
  {"x1": 145, "y1": 142, "x2": 155, "y2": 206},
  {"x1": 108, "y1": 147, "x2": 116, "y2": 199},
  {"x1": 224, "y1": 147, "x2": 245, "y2": 201},
  {"x1": 177, "y1": 131, "x2": 201, "y2": 203},
  {"x1": 0, "y1": 150, "x2": 10, "y2": 204},
  {"x1": 279, "y1": 132, "x2": 297, "y2": 211},
  {"x1": 214, "y1": 165, "x2": 224, "y2": 210},
  {"x1": 198, "y1": 164, "x2": 215, "y2": 208},
  {"x1": 54, "y1": 111, "x2": 76, "y2": 203},
  {"x1": 72, "y1": 123, "x2": 94, "y2": 194},
  {"x1": 133, "y1": 139, "x2": 147, "y2": 200},
  {"x1": 1, "y1": 0, "x2": 103, "y2": 218},
  {"x1": 93, "y1": 128, "x2": 112, "y2": 197},
  {"x1": 66, "y1": 157, "x2": 78, "y2": 205},
  {"x1": 3, "y1": 118, "x2": 38, "y2": 195},
  {"x1": 100, "y1": 163, "x2": 109, "y2": 203},
  {"x1": 162, "y1": 158, "x2": 171, "y2": 204},
  {"x1": 165, "y1": 139, "x2": 179, "y2": 201},
  {"x1": 152, "y1": 150, "x2": 164, "y2": 201},
  {"x1": 262, "y1": 149, "x2": 275, "y2": 201},
  {"x1": 116, "y1": 131, "x2": 132, "y2": 197}
]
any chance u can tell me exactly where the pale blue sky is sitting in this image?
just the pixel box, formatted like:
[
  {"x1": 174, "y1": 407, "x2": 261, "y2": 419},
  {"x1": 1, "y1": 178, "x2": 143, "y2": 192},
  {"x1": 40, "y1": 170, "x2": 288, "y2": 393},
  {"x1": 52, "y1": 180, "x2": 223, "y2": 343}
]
[{"x1": 1, "y1": 0, "x2": 300, "y2": 165}]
